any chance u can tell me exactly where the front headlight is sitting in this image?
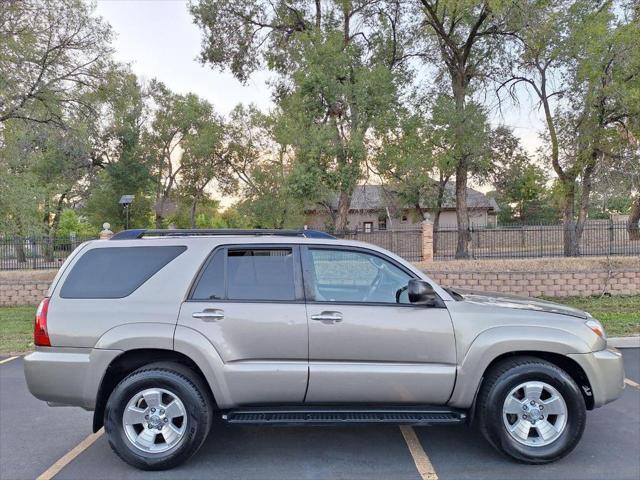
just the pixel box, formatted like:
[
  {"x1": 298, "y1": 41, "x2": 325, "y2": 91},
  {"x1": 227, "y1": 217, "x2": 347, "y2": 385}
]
[{"x1": 585, "y1": 318, "x2": 606, "y2": 339}]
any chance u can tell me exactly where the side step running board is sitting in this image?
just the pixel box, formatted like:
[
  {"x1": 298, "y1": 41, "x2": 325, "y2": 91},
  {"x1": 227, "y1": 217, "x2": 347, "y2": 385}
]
[{"x1": 222, "y1": 406, "x2": 467, "y2": 426}]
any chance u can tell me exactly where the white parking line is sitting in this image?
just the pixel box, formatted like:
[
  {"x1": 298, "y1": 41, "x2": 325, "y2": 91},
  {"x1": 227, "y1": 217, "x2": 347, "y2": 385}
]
[
  {"x1": 400, "y1": 425, "x2": 438, "y2": 480},
  {"x1": 36, "y1": 428, "x2": 104, "y2": 480},
  {"x1": 625, "y1": 378, "x2": 640, "y2": 389},
  {"x1": 0, "y1": 356, "x2": 19, "y2": 365}
]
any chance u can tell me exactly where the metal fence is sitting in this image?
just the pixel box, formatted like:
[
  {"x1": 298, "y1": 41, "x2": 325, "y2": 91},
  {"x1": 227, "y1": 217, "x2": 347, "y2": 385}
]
[
  {"x1": 2, "y1": 221, "x2": 637, "y2": 270},
  {"x1": 434, "y1": 221, "x2": 640, "y2": 260},
  {"x1": 321, "y1": 226, "x2": 424, "y2": 262},
  {"x1": 0, "y1": 236, "x2": 97, "y2": 270}
]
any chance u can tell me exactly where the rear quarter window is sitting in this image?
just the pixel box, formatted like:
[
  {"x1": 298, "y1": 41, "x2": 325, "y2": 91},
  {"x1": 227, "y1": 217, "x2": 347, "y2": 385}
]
[{"x1": 59, "y1": 246, "x2": 186, "y2": 299}]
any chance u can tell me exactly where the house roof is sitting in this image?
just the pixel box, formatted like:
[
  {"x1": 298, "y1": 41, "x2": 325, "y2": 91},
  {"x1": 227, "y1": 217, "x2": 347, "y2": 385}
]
[{"x1": 315, "y1": 184, "x2": 498, "y2": 212}]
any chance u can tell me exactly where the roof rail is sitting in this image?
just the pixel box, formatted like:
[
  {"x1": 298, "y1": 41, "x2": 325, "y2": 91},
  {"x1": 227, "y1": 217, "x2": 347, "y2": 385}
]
[{"x1": 109, "y1": 228, "x2": 336, "y2": 240}]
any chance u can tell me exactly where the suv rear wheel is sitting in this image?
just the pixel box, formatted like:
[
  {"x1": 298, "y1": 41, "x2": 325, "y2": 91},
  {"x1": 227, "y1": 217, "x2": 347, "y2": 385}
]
[
  {"x1": 104, "y1": 362, "x2": 213, "y2": 470},
  {"x1": 476, "y1": 356, "x2": 586, "y2": 464}
]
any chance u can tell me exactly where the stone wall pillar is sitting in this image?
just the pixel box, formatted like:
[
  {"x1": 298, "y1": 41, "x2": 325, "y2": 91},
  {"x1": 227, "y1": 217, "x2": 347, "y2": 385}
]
[
  {"x1": 99, "y1": 222, "x2": 113, "y2": 240},
  {"x1": 421, "y1": 220, "x2": 434, "y2": 262}
]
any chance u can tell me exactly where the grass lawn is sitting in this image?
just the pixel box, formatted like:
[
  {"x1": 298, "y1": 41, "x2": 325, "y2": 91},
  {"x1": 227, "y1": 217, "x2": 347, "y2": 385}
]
[
  {"x1": 0, "y1": 305, "x2": 35, "y2": 354},
  {"x1": 0, "y1": 296, "x2": 638, "y2": 354},
  {"x1": 547, "y1": 295, "x2": 640, "y2": 337}
]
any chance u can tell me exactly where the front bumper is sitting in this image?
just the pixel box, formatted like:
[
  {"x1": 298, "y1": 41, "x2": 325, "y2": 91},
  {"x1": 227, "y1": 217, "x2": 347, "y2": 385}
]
[
  {"x1": 24, "y1": 347, "x2": 121, "y2": 410},
  {"x1": 568, "y1": 347, "x2": 625, "y2": 408}
]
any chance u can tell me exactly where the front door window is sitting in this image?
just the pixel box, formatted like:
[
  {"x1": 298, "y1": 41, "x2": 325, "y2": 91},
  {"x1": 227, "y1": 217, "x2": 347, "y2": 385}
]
[{"x1": 307, "y1": 248, "x2": 412, "y2": 304}]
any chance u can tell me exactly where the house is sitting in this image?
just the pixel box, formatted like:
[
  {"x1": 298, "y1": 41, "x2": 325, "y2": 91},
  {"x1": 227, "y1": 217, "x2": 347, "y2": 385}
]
[{"x1": 304, "y1": 184, "x2": 499, "y2": 231}]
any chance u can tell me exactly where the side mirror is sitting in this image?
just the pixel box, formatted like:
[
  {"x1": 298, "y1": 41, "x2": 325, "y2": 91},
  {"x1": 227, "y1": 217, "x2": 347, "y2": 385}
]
[{"x1": 408, "y1": 279, "x2": 443, "y2": 307}]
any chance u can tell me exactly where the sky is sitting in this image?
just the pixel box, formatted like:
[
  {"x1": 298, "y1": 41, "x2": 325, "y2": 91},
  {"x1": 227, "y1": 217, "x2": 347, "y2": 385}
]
[
  {"x1": 94, "y1": 0, "x2": 547, "y2": 188},
  {"x1": 94, "y1": 0, "x2": 274, "y2": 113}
]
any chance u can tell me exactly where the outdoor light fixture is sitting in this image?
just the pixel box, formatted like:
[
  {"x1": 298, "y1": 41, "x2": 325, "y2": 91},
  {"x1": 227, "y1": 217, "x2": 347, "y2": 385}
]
[{"x1": 119, "y1": 195, "x2": 135, "y2": 229}]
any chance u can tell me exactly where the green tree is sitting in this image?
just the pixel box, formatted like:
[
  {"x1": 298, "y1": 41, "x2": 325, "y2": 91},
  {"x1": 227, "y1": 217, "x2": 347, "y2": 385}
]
[
  {"x1": 56, "y1": 209, "x2": 98, "y2": 238},
  {"x1": 223, "y1": 106, "x2": 304, "y2": 228},
  {"x1": 178, "y1": 108, "x2": 237, "y2": 228},
  {"x1": 0, "y1": 122, "x2": 43, "y2": 235},
  {"x1": 143, "y1": 83, "x2": 218, "y2": 228},
  {"x1": 489, "y1": 127, "x2": 552, "y2": 223},
  {"x1": 190, "y1": 0, "x2": 413, "y2": 231},
  {"x1": 413, "y1": 0, "x2": 519, "y2": 258},
  {"x1": 376, "y1": 94, "x2": 491, "y2": 237},
  {"x1": 500, "y1": 0, "x2": 640, "y2": 254},
  {"x1": 84, "y1": 70, "x2": 153, "y2": 229},
  {"x1": 0, "y1": 0, "x2": 113, "y2": 125},
  {"x1": 1, "y1": 118, "x2": 93, "y2": 239}
]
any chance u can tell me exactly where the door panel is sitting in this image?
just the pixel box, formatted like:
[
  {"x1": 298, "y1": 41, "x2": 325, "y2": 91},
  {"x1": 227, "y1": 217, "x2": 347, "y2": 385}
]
[
  {"x1": 305, "y1": 303, "x2": 456, "y2": 403},
  {"x1": 178, "y1": 245, "x2": 308, "y2": 405},
  {"x1": 178, "y1": 302, "x2": 309, "y2": 405},
  {"x1": 179, "y1": 302, "x2": 308, "y2": 362},
  {"x1": 305, "y1": 362, "x2": 455, "y2": 404},
  {"x1": 303, "y1": 246, "x2": 457, "y2": 404}
]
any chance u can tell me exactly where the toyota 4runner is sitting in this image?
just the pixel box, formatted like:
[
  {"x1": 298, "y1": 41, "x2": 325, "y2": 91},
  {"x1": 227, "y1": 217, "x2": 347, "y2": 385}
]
[{"x1": 24, "y1": 229, "x2": 625, "y2": 470}]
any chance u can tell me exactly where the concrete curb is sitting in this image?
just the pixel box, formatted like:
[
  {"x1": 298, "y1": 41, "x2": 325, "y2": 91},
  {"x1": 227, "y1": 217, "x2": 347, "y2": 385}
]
[{"x1": 608, "y1": 337, "x2": 640, "y2": 348}]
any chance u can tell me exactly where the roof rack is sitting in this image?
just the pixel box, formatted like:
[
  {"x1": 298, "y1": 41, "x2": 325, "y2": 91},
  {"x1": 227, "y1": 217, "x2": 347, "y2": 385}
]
[{"x1": 110, "y1": 228, "x2": 336, "y2": 240}]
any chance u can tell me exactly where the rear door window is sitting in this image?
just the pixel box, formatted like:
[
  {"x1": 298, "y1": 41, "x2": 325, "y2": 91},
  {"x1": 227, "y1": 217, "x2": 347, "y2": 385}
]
[
  {"x1": 227, "y1": 248, "x2": 295, "y2": 301},
  {"x1": 60, "y1": 246, "x2": 186, "y2": 299},
  {"x1": 191, "y1": 247, "x2": 297, "y2": 302}
]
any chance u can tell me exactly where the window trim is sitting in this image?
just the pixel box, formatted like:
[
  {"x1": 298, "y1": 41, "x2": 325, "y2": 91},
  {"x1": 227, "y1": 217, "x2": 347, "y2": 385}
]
[
  {"x1": 300, "y1": 245, "x2": 444, "y2": 308},
  {"x1": 186, "y1": 244, "x2": 304, "y2": 303},
  {"x1": 363, "y1": 221, "x2": 373, "y2": 233}
]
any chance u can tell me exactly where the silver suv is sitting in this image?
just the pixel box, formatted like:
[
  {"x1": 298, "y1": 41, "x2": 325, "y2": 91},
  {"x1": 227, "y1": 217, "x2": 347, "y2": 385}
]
[{"x1": 24, "y1": 229, "x2": 625, "y2": 470}]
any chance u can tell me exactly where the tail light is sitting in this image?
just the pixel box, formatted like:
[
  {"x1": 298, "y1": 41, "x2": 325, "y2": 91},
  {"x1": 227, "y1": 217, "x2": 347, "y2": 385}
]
[{"x1": 34, "y1": 298, "x2": 51, "y2": 346}]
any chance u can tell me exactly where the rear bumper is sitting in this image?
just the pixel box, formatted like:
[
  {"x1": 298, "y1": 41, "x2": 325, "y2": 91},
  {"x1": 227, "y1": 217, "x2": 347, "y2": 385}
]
[
  {"x1": 568, "y1": 347, "x2": 625, "y2": 408},
  {"x1": 24, "y1": 347, "x2": 121, "y2": 410}
]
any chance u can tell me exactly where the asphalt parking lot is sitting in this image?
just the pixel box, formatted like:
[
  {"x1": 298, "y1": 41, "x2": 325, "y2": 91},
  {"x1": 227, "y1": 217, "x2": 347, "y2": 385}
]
[{"x1": 1, "y1": 349, "x2": 639, "y2": 480}]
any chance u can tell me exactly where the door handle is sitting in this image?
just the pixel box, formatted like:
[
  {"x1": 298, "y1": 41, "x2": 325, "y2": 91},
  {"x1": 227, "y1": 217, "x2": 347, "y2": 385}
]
[
  {"x1": 310, "y1": 311, "x2": 343, "y2": 323},
  {"x1": 192, "y1": 309, "x2": 225, "y2": 321}
]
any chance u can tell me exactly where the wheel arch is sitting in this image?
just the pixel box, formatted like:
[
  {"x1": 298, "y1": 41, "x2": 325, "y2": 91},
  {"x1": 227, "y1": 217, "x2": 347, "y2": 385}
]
[
  {"x1": 449, "y1": 326, "x2": 594, "y2": 411},
  {"x1": 92, "y1": 348, "x2": 216, "y2": 432}
]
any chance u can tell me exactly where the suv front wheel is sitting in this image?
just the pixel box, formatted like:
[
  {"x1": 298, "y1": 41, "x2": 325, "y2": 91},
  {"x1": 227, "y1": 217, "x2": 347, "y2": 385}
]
[
  {"x1": 104, "y1": 362, "x2": 213, "y2": 470},
  {"x1": 477, "y1": 356, "x2": 587, "y2": 464}
]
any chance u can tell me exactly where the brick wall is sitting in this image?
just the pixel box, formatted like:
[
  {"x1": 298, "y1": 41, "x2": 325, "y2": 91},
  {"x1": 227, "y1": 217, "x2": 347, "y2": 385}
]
[
  {"x1": 427, "y1": 269, "x2": 639, "y2": 297},
  {"x1": 0, "y1": 264, "x2": 638, "y2": 307},
  {"x1": 0, "y1": 270, "x2": 56, "y2": 307}
]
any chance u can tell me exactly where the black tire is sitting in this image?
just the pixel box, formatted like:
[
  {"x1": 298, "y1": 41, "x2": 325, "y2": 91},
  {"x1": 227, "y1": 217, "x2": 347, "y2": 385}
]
[
  {"x1": 104, "y1": 362, "x2": 213, "y2": 470},
  {"x1": 476, "y1": 356, "x2": 586, "y2": 464}
]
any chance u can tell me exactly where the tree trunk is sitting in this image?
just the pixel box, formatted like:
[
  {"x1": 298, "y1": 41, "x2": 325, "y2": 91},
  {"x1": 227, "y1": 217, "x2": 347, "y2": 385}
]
[
  {"x1": 14, "y1": 219, "x2": 26, "y2": 263},
  {"x1": 155, "y1": 194, "x2": 165, "y2": 229},
  {"x1": 539, "y1": 78, "x2": 580, "y2": 257},
  {"x1": 562, "y1": 180, "x2": 579, "y2": 256},
  {"x1": 189, "y1": 190, "x2": 203, "y2": 229},
  {"x1": 335, "y1": 190, "x2": 352, "y2": 232},
  {"x1": 314, "y1": 0, "x2": 321, "y2": 29},
  {"x1": 190, "y1": 200, "x2": 198, "y2": 229},
  {"x1": 575, "y1": 155, "x2": 596, "y2": 248},
  {"x1": 452, "y1": 77, "x2": 471, "y2": 259},
  {"x1": 432, "y1": 208, "x2": 442, "y2": 256},
  {"x1": 628, "y1": 196, "x2": 640, "y2": 241},
  {"x1": 454, "y1": 165, "x2": 471, "y2": 258},
  {"x1": 432, "y1": 174, "x2": 450, "y2": 258}
]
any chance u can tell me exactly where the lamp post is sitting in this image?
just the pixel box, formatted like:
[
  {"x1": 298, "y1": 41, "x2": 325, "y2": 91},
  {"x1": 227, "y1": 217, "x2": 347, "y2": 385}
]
[{"x1": 119, "y1": 195, "x2": 135, "y2": 229}]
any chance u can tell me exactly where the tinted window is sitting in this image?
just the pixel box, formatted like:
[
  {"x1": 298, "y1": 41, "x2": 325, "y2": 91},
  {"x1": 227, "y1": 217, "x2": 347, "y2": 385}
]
[
  {"x1": 191, "y1": 249, "x2": 225, "y2": 300},
  {"x1": 308, "y1": 249, "x2": 411, "y2": 304},
  {"x1": 227, "y1": 248, "x2": 295, "y2": 301},
  {"x1": 60, "y1": 246, "x2": 186, "y2": 299}
]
